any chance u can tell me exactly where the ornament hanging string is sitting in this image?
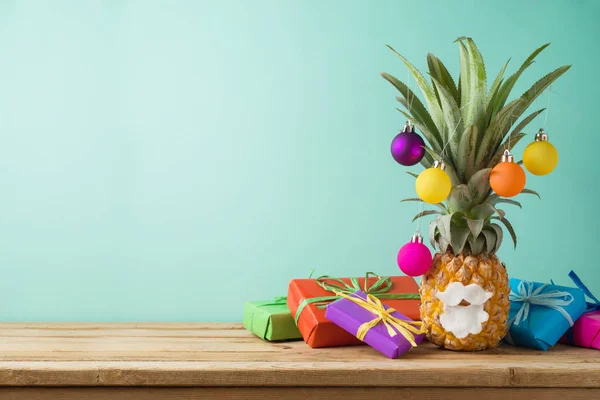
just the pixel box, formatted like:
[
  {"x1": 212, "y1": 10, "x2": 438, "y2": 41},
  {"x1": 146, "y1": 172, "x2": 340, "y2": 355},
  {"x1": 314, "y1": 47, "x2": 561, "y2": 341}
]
[
  {"x1": 439, "y1": 97, "x2": 474, "y2": 160},
  {"x1": 416, "y1": 199, "x2": 424, "y2": 236},
  {"x1": 544, "y1": 85, "x2": 552, "y2": 128},
  {"x1": 505, "y1": 83, "x2": 555, "y2": 164},
  {"x1": 404, "y1": 72, "x2": 470, "y2": 233},
  {"x1": 406, "y1": 71, "x2": 423, "y2": 235},
  {"x1": 520, "y1": 85, "x2": 559, "y2": 175},
  {"x1": 532, "y1": 83, "x2": 554, "y2": 133},
  {"x1": 507, "y1": 81, "x2": 556, "y2": 153},
  {"x1": 406, "y1": 70, "x2": 415, "y2": 126}
]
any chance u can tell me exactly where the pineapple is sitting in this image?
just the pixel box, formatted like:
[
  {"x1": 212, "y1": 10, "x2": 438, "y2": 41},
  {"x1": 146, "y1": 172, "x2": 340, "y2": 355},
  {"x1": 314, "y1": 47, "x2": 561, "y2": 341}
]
[{"x1": 382, "y1": 37, "x2": 570, "y2": 350}]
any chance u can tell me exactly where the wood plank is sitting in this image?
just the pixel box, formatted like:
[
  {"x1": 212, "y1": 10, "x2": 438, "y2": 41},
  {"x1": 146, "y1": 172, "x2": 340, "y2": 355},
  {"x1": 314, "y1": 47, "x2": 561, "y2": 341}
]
[
  {"x1": 0, "y1": 323, "x2": 598, "y2": 388},
  {"x1": 0, "y1": 347, "x2": 597, "y2": 362},
  {"x1": 0, "y1": 387, "x2": 598, "y2": 400},
  {"x1": 0, "y1": 360, "x2": 599, "y2": 387},
  {"x1": 0, "y1": 329, "x2": 254, "y2": 338},
  {"x1": 0, "y1": 323, "x2": 244, "y2": 330},
  {"x1": 0, "y1": 337, "x2": 282, "y2": 353},
  {"x1": 0, "y1": 322, "x2": 591, "y2": 355},
  {"x1": 0, "y1": 335, "x2": 596, "y2": 363},
  {"x1": 0, "y1": 350, "x2": 597, "y2": 362},
  {"x1": 0, "y1": 322, "x2": 593, "y2": 358}
]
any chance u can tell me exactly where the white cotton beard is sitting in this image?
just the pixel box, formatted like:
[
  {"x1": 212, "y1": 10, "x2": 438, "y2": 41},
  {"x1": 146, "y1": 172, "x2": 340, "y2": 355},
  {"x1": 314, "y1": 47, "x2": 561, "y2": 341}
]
[
  {"x1": 436, "y1": 282, "x2": 493, "y2": 306},
  {"x1": 438, "y1": 303, "x2": 490, "y2": 339}
]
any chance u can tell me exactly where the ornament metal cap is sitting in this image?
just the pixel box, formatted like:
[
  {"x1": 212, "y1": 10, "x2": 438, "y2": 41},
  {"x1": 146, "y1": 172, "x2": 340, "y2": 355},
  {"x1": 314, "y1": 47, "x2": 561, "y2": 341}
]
[
  {"x1": 410, "y1": 233, "x2": 424, "y2": 244},
  {"x1": 501, "y1": 149, "x2": 514, "y2": 163},
  {"x1": 402, "y1": 120, "x2": 415, "y2": 133},
  {"x1": 433, "y1": 160, "x2": 447, "y2": 171},
  {"x1": 535, "y1": 128, "x2": 549, "y2": 142}
]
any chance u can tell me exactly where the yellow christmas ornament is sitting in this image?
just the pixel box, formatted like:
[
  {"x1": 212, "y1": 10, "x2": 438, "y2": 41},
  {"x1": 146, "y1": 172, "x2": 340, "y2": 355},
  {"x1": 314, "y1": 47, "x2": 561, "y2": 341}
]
[
  {"x1": 523, "y1": 129, "x2": 558, "y2": 176},
  {"x1": 416, "y1": 160, "x2": 452, "y2": 204}
]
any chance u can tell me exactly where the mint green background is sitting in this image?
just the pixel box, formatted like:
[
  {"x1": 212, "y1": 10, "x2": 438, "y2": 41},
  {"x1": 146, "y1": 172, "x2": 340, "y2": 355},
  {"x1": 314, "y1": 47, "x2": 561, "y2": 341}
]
[{"x1": 0, "y1": 1, "x2": 597, "y2": 321}]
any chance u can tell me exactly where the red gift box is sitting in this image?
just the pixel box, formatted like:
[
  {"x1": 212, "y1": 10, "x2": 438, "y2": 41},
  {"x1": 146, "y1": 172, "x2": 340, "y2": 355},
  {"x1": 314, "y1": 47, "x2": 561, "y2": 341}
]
[{"x1": 287, "y1": 273, "x2": 421, "y2": 348}]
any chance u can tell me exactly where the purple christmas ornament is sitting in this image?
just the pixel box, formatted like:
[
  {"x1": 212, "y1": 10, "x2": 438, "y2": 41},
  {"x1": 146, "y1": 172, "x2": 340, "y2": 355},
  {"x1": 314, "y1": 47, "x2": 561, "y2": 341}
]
[{"x1": 391, "y1": 122, "x2": 425, "y2": 166}]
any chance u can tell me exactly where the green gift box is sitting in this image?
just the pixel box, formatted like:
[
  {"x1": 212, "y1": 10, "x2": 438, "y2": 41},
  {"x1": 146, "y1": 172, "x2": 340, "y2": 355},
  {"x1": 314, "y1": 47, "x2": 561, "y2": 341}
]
[{"x1": 243, "y1": 297, "x2": 302, "y2": 341}]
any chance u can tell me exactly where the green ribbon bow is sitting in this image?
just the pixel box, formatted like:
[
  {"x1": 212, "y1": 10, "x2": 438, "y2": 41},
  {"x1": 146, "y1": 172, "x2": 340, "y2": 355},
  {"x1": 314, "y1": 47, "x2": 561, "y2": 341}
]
[
  {"x1": 294, "y1": 272, "x2": 420, "y2": 324},
  {"x1": 257, "y1": 296, "x2": 288, "y2": 307}
]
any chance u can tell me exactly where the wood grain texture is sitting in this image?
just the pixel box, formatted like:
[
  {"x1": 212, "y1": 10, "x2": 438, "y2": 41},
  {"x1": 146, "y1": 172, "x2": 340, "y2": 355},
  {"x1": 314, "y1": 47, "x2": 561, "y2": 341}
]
[
  {"x1": 0, "y1": 387, "x2": 599, "y2": 400},
  {"x1": 0, "y1": 323, "x2": 597, "y2": 388}
]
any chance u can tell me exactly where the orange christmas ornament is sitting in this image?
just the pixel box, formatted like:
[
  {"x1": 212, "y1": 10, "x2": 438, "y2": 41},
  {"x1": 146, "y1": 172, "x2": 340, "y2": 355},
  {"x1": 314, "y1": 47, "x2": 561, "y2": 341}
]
[{"x1": 490, "y1": 150, "x2": 526, "y2": 198}]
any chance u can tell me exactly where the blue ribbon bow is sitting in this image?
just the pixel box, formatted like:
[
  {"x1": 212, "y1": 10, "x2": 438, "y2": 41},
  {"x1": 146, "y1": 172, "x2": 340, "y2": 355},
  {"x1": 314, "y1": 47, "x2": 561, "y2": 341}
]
[
  {"x1": 567, "y1": 270, "x2": 600, "y2": 313},
  {"x1": 509, "y1": 281, "x2": 575, "y2": 327},
  {"x1": 557, "y1": 271, "x2": 600, "y2": 346}
]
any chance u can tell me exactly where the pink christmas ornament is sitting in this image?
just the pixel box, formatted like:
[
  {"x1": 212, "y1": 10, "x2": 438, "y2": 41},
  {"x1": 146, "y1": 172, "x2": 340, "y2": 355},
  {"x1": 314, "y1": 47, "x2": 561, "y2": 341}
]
[{"x1": 397, "y1": 234, "x2": 432, "y2": 277}]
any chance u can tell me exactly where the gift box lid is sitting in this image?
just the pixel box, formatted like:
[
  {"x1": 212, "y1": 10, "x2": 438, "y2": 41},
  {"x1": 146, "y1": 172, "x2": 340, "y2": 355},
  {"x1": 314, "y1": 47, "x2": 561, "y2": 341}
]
[{"x1": 508, "y1": 278, "x2": 586, "y2": 350}]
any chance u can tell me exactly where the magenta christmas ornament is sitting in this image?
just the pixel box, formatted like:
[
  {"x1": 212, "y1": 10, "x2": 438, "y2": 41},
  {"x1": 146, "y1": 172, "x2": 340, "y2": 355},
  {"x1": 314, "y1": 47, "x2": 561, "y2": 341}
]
[
  {"x1": 391, "y1": 121, "x2": 425, "y2": 166},
  {"x1": 397, "y1": 233, "x2": 432, "y2": 277}
]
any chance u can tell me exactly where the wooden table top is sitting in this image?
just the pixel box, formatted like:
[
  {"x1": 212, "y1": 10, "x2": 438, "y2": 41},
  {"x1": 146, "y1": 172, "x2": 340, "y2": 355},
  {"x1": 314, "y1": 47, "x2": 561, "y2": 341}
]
[{"x1": 0, "y1": 322, "x2": 598, "y2": 390}]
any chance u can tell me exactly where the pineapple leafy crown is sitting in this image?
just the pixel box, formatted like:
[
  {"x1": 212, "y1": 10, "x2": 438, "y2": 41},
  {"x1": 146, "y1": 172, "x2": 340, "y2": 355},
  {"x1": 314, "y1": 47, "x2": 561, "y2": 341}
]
[{"x1": 382, "y1": 37, "x2": 570, "y2": 256}]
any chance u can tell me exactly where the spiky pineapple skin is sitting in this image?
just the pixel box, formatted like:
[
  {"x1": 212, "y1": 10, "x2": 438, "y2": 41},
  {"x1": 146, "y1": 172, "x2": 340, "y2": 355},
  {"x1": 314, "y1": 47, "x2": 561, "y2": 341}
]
[{"x1": 419, "y1": 251, "x2": 510, "y2": 351}]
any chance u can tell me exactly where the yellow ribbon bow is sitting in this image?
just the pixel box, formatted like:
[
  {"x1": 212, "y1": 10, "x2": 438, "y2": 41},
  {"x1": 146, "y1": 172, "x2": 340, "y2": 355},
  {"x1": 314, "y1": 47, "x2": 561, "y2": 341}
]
[{"x1": 335, "y1": 291, "x2": 426, "y2": 347}]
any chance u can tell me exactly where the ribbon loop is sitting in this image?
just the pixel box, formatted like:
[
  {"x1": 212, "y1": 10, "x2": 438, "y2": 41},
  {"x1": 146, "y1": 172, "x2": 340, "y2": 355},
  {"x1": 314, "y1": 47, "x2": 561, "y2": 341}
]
[
  {"x1": 272, "y1": 296, "x2": 288, "y2": 304},
  {"x1": 316, "y1": 272, "x2": 392, "y2": 296},
  {"x1": 334, "y1": 291, "x2": 425, "y2": 347},
  {"x1": 509, "y1": 281, "x2": 575, "y2": 327},
  {"x1": 316, "y1": 275, "x2": 358, "y2": 294},
  {"x1": 568, "y1": 270, "x2": 600, "y2": 312}
]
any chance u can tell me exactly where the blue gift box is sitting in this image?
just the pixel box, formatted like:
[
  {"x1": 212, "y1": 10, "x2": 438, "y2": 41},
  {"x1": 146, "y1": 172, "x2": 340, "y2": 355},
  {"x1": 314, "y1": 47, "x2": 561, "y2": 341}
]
[{"x1": 507, "y1": 278, "x2": 586, "y2": 351}]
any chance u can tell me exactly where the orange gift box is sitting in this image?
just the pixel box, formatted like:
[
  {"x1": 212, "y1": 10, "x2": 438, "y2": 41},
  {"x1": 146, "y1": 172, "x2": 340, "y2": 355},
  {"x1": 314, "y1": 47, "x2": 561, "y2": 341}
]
[{"x1": 287, "y1": 273, "x2": 421, "y2": 348}]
